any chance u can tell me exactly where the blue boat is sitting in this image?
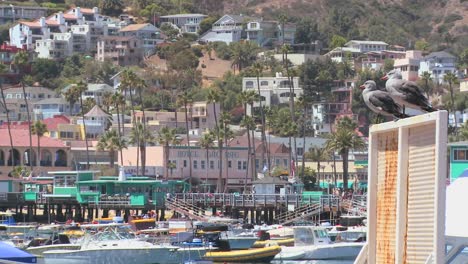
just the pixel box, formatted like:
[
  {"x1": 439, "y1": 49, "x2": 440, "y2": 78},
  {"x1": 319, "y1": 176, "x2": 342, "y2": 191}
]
[{"x1": 0, "y1": 241, "x2": 37, "y2": 263}]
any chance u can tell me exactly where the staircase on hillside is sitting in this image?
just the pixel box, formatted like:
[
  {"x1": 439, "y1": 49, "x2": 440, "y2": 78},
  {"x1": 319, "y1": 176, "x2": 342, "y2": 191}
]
[
  {"x1": 165, "y1": 198, "x2": 209, "y2": 221},
  {"x1": 276, "y1": 203, "x2": 322, "y2": 225}
]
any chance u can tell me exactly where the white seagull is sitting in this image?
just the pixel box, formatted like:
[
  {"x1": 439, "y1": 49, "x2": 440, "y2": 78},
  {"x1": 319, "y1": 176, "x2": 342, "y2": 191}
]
[
  {"x1": 360, "y1": 80, "x2": 410, "y2": 119},
  {"x1": 381, "y1": 69, "x2": 436, "y2": 113}
]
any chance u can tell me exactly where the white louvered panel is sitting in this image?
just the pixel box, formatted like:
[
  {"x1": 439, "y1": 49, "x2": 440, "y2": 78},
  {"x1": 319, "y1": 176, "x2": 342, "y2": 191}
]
[
  {"x1": 375, "y1": 131, "x2": 398, "y2": 264},
  {"x1": 405, "y1": 124, "x2": 436, "y2": 264}
]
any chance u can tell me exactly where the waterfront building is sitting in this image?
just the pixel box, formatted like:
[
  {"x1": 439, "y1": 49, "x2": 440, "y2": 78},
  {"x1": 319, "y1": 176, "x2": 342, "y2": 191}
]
[{"x1": 160, "y1": 14, "x2": 207, "y2": 34}]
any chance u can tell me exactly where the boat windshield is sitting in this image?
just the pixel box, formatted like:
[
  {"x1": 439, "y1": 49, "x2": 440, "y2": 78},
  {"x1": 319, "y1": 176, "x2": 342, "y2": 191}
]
[
  {"x1": 90, "y1": 226, "x2": 136, "y2": 242},
  {"x1": 314, "y1": 229, "x2": 328, "y2": 239}
]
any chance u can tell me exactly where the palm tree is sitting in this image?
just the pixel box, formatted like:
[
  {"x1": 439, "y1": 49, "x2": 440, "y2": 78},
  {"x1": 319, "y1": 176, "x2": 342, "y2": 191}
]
[
  {"x1": 96, "y1": 129, "x2": 127, "y2": 168},
  {"x1": 282, "y1": 44, "x2": 298, "y2": 170},
  {"x1": 240, "y1": 115, "x2": 255, "y2": 190},
  {"x1": 135, "y1": 76, "x2": 149, "y2": 175},
  {"x1": 31, "y1": 121, "x2": 48, "y2": 168},
  {"x1": 198, "y1": 131, "x2": 215, "y2": 190},
  {"x1": 278, "y1": 13, "x2": 288, "y2": 46},
  {"x1": 297, "y1": 95, "x2": 310, "y2": 178},
  {"x1": 444, "y1": 72, "x2": 459, "y2": 131},
  {"x1": 101, "y1": 91, "x2": 113, "y2": 112},
  {"x1": 220, "y1": 112, "x2": 234, "y2": 192},
  {"x1": 325, "y1": 126, "x2": 365, "y2": 191},
  {"x1": 75, "y1": 80, "x2": 90, "y2": 168},
  {"x1": 421, "y1": 71, "x2": 433, "y2": 97},
  {"x1": 13, "y1": 51, "x2": 33, "y2": 171},
  {"x1": 207, "y1": 88, "x2": 223, "y2": 192},
  {"x1": 111, "y1": 92, "x2": 125, "y2": 163},
  {"x1": 305, "y1": 148, "x2": 329, "y2": 189},
  {"x1": 252, "y1": 61, "x2": 268, "y2": 172},
  {"x1": 0, "y1": 64, "x2": 14, "y2": 169},
  {"x1": 157, "y1": 127, "x2": 180, "y2": 180},
  {"x1": 129, "y1": 123, "x2": 154, "y2": 176},
  {"x1": 178, "y1": 91, "x2": 193, "y2": 184}
]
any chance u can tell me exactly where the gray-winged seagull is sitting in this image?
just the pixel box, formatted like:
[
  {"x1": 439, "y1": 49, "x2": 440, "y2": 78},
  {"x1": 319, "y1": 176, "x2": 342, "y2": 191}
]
[
  {"x1": 381, "y1": 69, "x2": 436, "y2": 113},
  {"x1": 360, "y1": 80, "x2": 410, "y2": 119}
]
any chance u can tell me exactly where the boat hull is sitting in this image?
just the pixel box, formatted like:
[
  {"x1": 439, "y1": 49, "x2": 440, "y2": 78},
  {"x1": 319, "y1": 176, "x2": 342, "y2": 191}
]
[
  {"x1": 203, "y1": 245, "x2": 281, "y2": 263},
  {"x1": 43, "y1": 247, "x2": 206, "y2": 264},
  {"x1": 225, "y1": 237, "x2": 258, "y2": 250},
  {"x1": 274, "y1": 243, "x2": 364, "y2": 260},
  {"x1": 26, "y1": 244, "x2": 81, "y2": 257}
]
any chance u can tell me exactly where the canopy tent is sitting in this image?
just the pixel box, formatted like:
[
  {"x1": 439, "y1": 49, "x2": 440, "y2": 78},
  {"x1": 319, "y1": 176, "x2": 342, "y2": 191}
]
[{"x1": 0, "y1": 241, "x2": 37, "y2": 263}]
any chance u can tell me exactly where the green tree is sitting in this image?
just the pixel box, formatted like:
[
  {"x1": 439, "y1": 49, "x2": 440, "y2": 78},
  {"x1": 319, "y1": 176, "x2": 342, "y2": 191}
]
[
  {"x1": 13, "y1": 51, "x2": 33, "y2": 171},
  {"x1": 325, "y1": 123, "x2": 365, "y2": 190},
  {"x1": 198, "y1": 16, "x2": 219, "y2": 36},
  {"x1": 97, "y1": 129, "x2": 127, "y2": 168},
  {"x1": 0, "y1": 64, "x2": 14, "y2": 168},
  {"x1": 198, "y1": 131, "x2": 215, "y2": 189},
  {"x1": 415, "y1": 39, "x2": 429, "y2": 51},
  {"x1": 420, "y1": 71, "x2": 433, "y2": 97},
  {"x1": 207, "y1": 88, "x2": 223, "y2": 191},
  {"x1": 383, "y1": 59, "x2": 394, "y2": 73},
  {"x1": 111, "y1": 92, "x2": 125, "y2": 161},
  {"x1": 305, "y1": 147, "x2": 329, "y2": 189},
  {"x1": 129, "y1": 123, "x2": 155, "y2": 176},
  {"x1": 157, "y1": 126, "x2": 180, "y2": 180},
  {"x1": 99, "y1": 0, "x2": 124, "y2": 16},
  {"x1": 76, "y1": 81, "x2": 90, "y2": 168},
  {"x1": 252, "y1": 61, "x2": 268, "y2": 172},
  {"x1": 329, "y1": 34, "x2": 347, "y2": 49},
  {"x1": 444, "y1": 72, "x2": 460, "y2": 131},
  {"x1": 31, "y1": 121, "x2": 48, "y2": 168}
]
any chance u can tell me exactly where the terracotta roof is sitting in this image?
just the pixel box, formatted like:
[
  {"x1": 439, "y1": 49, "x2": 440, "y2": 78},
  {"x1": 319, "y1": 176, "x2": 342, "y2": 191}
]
[
  {"x1": 0, "y1": 129, "x2": 67, "y2": 148},
  {"x1": 0, "y1": 122, "x2": 30, "y2": 130},
  {"x1": 80, "y1": 8, "x2": 94, "y2": 14},
  {"x1": 45, "y1": 20, "x2": 60, "y2": 26},
  {"x1": 20, "y1": 21, "x2": 41, "y2": 28},
  {"x1": 63, "y1": 14, "x2": 77, "y2": 20},
  {"x1": 85, "y1": 105, "x2": 110, "y2": 117},
  {"x1": 119, "y1": 23, "x2": 153, "y2": 32},
  {"x1": 43, "y1": 115, "x2": 71, "y2": 131}
]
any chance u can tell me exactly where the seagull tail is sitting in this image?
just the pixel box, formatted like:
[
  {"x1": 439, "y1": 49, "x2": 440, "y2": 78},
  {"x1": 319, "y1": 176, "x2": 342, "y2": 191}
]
[
  {"x1": 422, "y1": 105, "x2": 437, "y2": 112},
  {"x1": 394, "y1": 112, "x2": 411, "y2": 119}
]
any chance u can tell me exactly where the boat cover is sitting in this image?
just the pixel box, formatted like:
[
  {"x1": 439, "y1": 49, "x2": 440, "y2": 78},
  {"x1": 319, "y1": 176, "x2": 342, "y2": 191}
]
[
  {"x1": 446, "y1": 173, "x2": 468, "y2": 237},
  {"x1": 0, "y1": 241, "x2": 37, "y2": 263}
]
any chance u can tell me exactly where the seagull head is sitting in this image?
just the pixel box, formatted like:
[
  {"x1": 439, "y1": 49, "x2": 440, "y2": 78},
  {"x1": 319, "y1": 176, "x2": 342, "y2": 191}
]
[
  {"x1": 359, "y1": 80, "x2": 377, "y2": 91},
  {"x1": 381, "y1": 69, "x2": 402, "y2": 81}
]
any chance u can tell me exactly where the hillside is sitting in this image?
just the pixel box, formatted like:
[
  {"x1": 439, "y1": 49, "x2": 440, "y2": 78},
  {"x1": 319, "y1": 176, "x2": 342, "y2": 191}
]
[{"x1": 207, "y1": 0, "x2": 468, "y2": 53}]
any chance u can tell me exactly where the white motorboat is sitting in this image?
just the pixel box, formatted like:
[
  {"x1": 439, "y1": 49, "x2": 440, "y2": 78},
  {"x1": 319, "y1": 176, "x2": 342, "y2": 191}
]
[
  {"x1": 274, "y1": 226, "x2": 364, "y2": 260},
  {"x1": 42, "y1": 226, "x2": 207, "y2": 264}
]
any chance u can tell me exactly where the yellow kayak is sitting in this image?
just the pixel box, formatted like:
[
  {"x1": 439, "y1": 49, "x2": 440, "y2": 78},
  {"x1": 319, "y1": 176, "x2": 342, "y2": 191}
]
[
  {"x1": 203, "y1": 245, "x2": 281, "y2": 263},
  {"x1": 252, "y1": 238, "x2": 295, "y2": 248}
]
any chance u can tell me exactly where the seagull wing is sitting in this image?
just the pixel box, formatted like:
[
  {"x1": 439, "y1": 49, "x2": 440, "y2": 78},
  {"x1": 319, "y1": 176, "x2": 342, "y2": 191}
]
[{"x1": 368, "y1": 91, "x2": 405, "y2": 117}]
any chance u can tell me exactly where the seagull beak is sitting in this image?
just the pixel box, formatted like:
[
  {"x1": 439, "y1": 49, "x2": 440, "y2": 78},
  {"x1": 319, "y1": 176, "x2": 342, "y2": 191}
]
[
  {"x1": 359, "y1": 85, "x2": 365, "y2": 90},
  {"x1": 381, "y1": 75, "x2": 388, "y2": 81}
]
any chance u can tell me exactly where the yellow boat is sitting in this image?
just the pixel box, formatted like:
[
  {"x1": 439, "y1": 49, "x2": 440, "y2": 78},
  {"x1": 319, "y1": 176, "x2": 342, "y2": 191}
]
[
  {"x1": 203, "y1": 245, "x2": 281, "y2": 263},
  {"x1": 252, "y1": 237, "x2": 295, "y2": 248}
]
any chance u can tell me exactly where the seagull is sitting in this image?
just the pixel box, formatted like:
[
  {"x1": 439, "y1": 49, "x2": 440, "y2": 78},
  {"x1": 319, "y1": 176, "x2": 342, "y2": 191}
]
[
  {"x1": 360, "y1": 80, "x2": 410, "y2": 119},
  {"x1": 381, "y1": 69, "x2": 436, "y2": 113}
]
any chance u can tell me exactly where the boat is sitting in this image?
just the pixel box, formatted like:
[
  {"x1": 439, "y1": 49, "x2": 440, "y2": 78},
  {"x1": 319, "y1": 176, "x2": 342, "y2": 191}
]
[
  {"x1": 252, "y1": 237, "x2": 295, "y2": 248},
  {"x1": 327, "y1": 225, "x2": 366, "y2": 242},
  {"x1": 42, "y1": 225, "x2": 207, "y2": 264},
  {"x1": 196, "y1": 223, "x2": 258, "y2": 250},
  {"x1": 203, "y1": 245, "x2": 281, "y2": 263},
  {"x1": 273, "y1": 226, "x2": 364, "y2": 260},
  {"x1": 0, "y1": 241, "x2": 37, "y2": 264}
]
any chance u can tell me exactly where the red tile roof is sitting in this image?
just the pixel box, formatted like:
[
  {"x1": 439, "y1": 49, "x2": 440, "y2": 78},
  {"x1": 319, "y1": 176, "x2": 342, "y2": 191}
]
[
  {"x1": 63, "y1": 14, "x2": 77, "y2": 20},
  {"x1": 45, "y1": 20, "x2": 60, "y2": 26},
  {"x1": 20, "y1": 21, "x2": 41, "y2": 28},
  {"x1": 0, "y1": 129, "x2": 67, "y2": 148},
  {"x1": 80, "y1": 8, "x2": 94, "y2": 14},
  {"x1": 43, "y1": 115, "x2": 71, "y2": 131}
]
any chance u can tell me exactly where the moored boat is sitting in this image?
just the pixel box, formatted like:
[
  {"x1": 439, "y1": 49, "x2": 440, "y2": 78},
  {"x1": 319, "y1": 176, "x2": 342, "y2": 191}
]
[{"x1": 203, "y1": 245, "x2": 281, "y2": 263}]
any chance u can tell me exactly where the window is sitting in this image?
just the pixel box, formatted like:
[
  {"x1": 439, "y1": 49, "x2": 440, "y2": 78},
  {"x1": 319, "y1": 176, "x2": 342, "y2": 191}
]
[
  {"x1": 255, "y1": 159, "x2": 259, "y2": 169},
  {"x1": 454, "y1": 149, "x2": 468, "y2": 161},
  {"x1": 183, "y1": 160, "x2": 187, "y2": 167},
  {"x1": 238, "y1": 161, "x2": 242, "y2": 170},
  {"x1": 283, "y1": 159, "x2": 288, "y2": 167},
  {"x1": 245, "y1": 81, "x2": 254, "y2": 88},
  {"x1": 228, "y1": 160, "x2": 232, "y2": 168},
  {"x1": 260, "y1": 81, "x2": 268, "y2": 86},
  {"x1": 201, "y1": 160, "x2": 205, "y2": 169},
  {"x1": 242, "y1": 161, "x2": 247, "y2": 170},
  {"x1": 193, "y1": 160, "x2": 198, "y2": 169},
  {"x1": 210, "y1": 160, "x2": 214, "y2": 169}
]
